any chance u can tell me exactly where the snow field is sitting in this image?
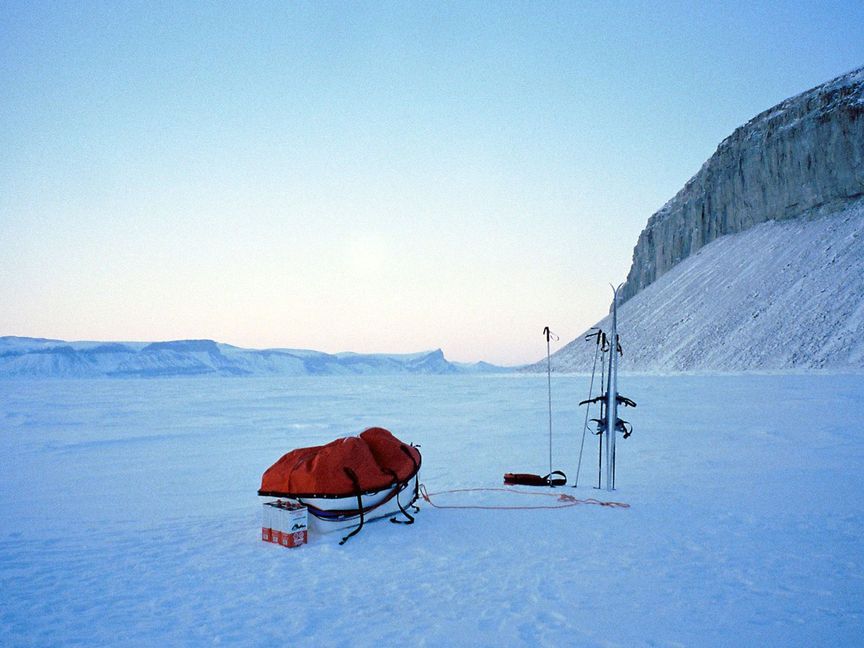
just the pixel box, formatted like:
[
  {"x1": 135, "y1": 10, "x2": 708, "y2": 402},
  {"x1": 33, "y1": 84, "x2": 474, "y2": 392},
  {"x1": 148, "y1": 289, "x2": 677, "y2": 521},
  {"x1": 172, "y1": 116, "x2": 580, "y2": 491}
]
[{"x1": 1, "y1": 374, "x2": 863, "y2": 646}]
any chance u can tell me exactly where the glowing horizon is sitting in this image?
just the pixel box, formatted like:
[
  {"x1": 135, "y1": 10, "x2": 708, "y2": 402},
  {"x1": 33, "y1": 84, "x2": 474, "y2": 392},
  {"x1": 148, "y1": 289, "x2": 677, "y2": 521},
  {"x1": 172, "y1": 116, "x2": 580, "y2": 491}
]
[{"x1": 2, "y1": 2, "x2": 862, "y2": 365}]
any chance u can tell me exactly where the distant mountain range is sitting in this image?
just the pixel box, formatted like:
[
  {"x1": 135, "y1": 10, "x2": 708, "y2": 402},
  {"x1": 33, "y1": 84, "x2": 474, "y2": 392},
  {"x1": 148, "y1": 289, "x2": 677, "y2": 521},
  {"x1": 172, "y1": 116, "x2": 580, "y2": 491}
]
[{"x1": 0, "y1": 337, "x2": 507, "y2": 378}]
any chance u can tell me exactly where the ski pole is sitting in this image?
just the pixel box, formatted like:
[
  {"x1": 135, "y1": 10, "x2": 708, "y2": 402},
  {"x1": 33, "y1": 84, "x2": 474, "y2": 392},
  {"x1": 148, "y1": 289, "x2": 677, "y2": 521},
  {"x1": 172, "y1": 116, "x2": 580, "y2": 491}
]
[
  {"x1": 543, "y1": 326, "x2": 555, "y2": 482},
  {"x1": 575, "y1": 329, "x2": 602, "y2": 487},
  {"x1": 595, "y1": 344, "x2": 606, "y2": 489},
  {"x1": 597, "y1": 417, "x2": 602, "y2": 489}
]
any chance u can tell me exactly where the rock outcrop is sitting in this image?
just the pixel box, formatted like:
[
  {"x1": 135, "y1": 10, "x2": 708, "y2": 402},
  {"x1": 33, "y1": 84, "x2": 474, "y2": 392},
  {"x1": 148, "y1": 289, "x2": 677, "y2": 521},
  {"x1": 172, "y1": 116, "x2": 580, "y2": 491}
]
[{"x1": 619, "y1": 66, "x2": 864, "y2": 305}]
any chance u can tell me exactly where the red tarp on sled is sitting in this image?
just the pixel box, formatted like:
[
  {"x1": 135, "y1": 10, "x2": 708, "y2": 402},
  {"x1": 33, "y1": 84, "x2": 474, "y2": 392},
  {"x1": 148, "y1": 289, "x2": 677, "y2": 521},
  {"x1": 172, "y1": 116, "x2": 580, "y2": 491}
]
[{"x1": 258, "y1": 427, "x2": 421, "y2": 497}]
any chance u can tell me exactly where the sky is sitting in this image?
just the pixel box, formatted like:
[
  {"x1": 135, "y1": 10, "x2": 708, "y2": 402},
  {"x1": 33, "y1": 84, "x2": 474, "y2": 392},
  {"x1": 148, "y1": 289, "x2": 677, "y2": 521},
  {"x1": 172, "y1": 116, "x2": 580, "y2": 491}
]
[{"x1": 1, "y1": 1, "x2": 863, "y2": 365}]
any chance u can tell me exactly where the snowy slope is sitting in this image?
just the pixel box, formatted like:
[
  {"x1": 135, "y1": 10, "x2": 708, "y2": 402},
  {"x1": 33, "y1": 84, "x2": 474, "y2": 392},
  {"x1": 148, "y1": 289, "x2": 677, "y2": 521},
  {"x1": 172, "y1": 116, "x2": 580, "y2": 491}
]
[
  {"x1": 0, "y1": 337, "x2": 504, "y2": 378},
  {"x1": 543, "y1": 200, "x2": 864, "y2": 372},
  {"x1": 1, "y1": 374, "x2": 862, "y2": 646}
]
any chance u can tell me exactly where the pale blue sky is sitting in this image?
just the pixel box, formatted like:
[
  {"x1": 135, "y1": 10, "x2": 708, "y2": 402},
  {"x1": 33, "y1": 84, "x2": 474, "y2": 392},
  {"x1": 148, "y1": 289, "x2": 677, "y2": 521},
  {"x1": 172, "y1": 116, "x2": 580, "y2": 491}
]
[{"x1": 2, "y1": 1, "x2": 862, "y2": 364}]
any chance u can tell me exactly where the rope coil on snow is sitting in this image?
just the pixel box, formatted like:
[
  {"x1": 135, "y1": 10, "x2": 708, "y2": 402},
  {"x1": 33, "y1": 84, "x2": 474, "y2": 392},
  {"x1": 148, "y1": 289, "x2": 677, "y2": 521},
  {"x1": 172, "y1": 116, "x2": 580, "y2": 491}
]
[{"x1": 418, "y1": 484, "x2": 629, "y2": 510}]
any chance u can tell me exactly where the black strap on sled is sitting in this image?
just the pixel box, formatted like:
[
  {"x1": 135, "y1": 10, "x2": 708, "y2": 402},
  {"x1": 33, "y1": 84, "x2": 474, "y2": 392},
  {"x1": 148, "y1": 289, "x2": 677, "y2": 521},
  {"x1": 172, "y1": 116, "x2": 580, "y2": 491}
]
[
  {"x1": 339, "y1": 467, "x2": 365, "y2": 545},
  {"x1": 384, "y1": 469, "x2": 414, "y2": 525},
  {"x1": 503, "y1": 470, "x2": 567, "y2": 487},
  {"x1": 381, "y1": 446, "x2": 416, "y2": 525},
  {"x1": 401, "y1": 444, "x2": 421, "y2": 511},
  {"x1": 389, "y1": 445, "x2": 421, "y2": 525},
  {"x1": 339, "y1": 446, "x2": 422, "y2": 543}
]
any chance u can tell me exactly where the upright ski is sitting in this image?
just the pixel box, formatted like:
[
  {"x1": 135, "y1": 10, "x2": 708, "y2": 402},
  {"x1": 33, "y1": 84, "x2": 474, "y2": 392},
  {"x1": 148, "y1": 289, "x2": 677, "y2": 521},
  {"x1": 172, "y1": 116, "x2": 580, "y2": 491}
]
[{"x1": 578, "y1": 283, "x2": 637, "y2": 491}]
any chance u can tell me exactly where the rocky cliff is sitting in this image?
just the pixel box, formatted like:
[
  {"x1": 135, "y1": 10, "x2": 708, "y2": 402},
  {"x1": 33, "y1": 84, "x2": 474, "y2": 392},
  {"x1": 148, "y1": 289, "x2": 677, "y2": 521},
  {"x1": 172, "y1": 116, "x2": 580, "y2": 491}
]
[
  {"x1": 541, "y1": 199, "x2": 864, "y2": 372},
  {"x1": 619, "y1": 66, "x2": 864, "y2": 305}
]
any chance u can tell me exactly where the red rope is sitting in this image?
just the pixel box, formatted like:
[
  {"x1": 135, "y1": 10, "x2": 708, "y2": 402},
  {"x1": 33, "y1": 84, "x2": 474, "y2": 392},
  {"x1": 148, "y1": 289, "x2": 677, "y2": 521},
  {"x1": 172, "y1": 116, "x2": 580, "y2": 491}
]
[{"x1": 419, "y1": 484, "x2": 629, "y2": 510}]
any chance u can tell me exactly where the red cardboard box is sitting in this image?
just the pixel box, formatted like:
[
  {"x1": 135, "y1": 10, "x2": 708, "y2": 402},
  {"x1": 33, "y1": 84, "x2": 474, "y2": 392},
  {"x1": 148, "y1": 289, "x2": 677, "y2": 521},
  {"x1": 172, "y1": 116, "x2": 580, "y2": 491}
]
[{"x1": 262, "y1": 500, "x2": 308, "y2": 548}]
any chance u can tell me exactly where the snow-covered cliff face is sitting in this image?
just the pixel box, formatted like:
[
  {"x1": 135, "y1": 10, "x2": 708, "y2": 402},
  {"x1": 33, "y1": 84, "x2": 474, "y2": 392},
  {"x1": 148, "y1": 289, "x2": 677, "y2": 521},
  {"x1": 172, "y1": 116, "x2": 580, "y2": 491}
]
[
  {"x1": 544, "y1": 200, "x2": 864, "y2": 372},
  {"x1": 620, "y1": 66, "x2": 864, "y2": 305}
]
